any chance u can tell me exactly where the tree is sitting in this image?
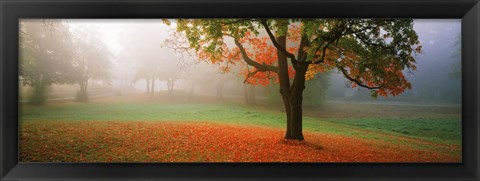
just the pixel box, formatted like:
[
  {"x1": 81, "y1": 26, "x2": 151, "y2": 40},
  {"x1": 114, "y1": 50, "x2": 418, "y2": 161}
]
[
  {"x1": 70, "y1": 28, "x2": 112, "y2": 101},
  {"x1": 303, "y1": 72, "x2": 330, "y2": 107},
  {"x1": 19, "y1": 20, "x2": 76, "y2": 105},
  {"x1": 449, "y1": 34, "x2": 461, "y2": 79},
  {"x1": 117, "y1": 23, "x2": 182, "y2": 96},
  {"x1": 133, "y1": 56, "x2": 159, "y2": 95},
  {"x1": 170, "y1": 19, "x2": 421, "y2": 140}
]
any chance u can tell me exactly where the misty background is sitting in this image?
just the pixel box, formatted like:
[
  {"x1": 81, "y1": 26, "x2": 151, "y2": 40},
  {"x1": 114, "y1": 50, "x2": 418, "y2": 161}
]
[{"x1": 19, "y1": 19, "x2": 461, "y2": 106}]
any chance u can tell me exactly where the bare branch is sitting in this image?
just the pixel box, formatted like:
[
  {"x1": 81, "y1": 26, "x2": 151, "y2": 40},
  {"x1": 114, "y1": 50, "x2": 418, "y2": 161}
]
[{"x1": 163, "y1": 30, "x2": 197, "y2": 71}]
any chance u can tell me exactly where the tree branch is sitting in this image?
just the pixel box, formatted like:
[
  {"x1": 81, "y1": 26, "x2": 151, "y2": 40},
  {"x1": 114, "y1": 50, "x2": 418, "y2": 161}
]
[
  {"x1": 234, "y1": 38, "x2": 278, "y2": 73},
  {"x1": 338, "y1": 67, "x2": 381, "y2": 89},
  {"x1": 311, "y1": 21, "x2": 348, "y2": 64},
  {"x1": 297, "y1": 35, "x2": 309, "y2": 62},
  {"x1": 243, "y1": 69, "x2": 261, "y2": 84},
  {"x1": 220, "y1": 19, "x2": 256, "y2": 25},
  {"x1": 259, "y1": 19, "x2": 297, "y2": 62}
]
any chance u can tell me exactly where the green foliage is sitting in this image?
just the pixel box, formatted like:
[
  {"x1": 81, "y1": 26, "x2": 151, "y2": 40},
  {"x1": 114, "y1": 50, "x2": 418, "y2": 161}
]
[
  {"x1": 20, "y1": 20, "x2": 76, "y2": 105},
  {"x1": 176, "y1": 19, "x2": 258, "y2": 60}
]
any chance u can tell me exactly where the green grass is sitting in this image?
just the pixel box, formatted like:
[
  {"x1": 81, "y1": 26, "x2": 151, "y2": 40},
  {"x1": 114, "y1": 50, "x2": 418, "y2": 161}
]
[
  {"x1": 321, "y1": 117, "x2": 461, "y2": 145},
  {"x1": 20, "y1": 96, "x2": 462, "y2": 149}
]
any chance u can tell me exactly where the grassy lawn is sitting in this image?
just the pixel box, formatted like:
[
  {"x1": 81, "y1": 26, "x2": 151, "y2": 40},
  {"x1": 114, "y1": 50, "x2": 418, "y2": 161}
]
[{"x1": 19, "y1": 94, "x2": 462, "y2": 162}]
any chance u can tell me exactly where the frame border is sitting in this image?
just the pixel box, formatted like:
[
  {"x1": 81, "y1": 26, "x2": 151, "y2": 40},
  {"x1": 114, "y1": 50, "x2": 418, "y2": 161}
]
[{"x1": 1, "y1": 0, "x2": 479, "y2": 180}]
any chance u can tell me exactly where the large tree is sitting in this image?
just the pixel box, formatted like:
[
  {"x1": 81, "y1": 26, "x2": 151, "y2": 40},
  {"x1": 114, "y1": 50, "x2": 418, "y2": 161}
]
[
  {"x1": 20, "y1": 20, "x2": 76, "y2": 105},
  {"x1": 70, "y1": 28, "x2": 112, "y2": 101},
  {"x1": 171, "y1": 19, "x2": 421, "y2": 140}
]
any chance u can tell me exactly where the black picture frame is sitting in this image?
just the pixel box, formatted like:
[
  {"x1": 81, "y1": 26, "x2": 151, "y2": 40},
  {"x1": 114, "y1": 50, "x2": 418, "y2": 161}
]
[{"x1": 1, "y1": 0, "x2": 479, "y2": 180}]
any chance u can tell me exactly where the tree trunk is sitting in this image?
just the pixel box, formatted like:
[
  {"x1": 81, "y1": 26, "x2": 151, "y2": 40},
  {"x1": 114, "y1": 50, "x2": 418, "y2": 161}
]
[
  {"x1": 30, "y1": 74, "x2": 47, "y2": 105},
  {"x1": 79, "y1": 82, "x2": 85, "y2": 94},
  {"x1": 285, "y1": 67, "x2": 307, "y2": 140},
  {"x1": 167, "y1": 79, "x2": 174, "y2": 95},
  {"x1": 146, "y1": 78, "x2": 150, "y2": 93},
  {"x1": 85, "y1": 79, "x2": 89, "y2": 93},
  {"x1": 150, "y1": 77, "x2": 155, "y2": 96},
  {"x1": 244, "y1": 84, "x2": 248, "y2": 103},
  {"x1": 274, "y1": 24, "x2": 307, "y2": 141},
  {"x1": 275, "y1": 33, "x2": 298, "y2": 140},
  {"x1": 77, "y1": 78, "x2": 89, "y2": 102}
]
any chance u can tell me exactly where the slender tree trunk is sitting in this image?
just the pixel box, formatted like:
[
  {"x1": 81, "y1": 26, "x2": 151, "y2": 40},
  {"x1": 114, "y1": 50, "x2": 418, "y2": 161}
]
[
  {"x1": 243, "y1": 84, "x2": 256, "y2": 105},
  {"x1": 167, "y1": 79, "x2": 174, "y2": 95},
  {"x1": 85, "y1": 79, "x2": 89, "y2": 93},
  {"x1": 150, "y1": 78, "x2": 155, "y2": 96},
  {"x1": 146, "y1": 78, "x2": 150, "y2": 93},
  {"x1": 244, "y1": 84, "x2": 248, "y2": 103}
]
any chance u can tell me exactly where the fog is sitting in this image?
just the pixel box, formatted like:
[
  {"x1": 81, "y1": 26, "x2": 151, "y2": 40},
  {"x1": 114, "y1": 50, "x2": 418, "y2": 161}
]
[
  {"x1": 19, "y1": 19, "x2": 461, "y2": 105},
  {"x1": 328, "y1": 19, "x2": 461, "y2": 104}
]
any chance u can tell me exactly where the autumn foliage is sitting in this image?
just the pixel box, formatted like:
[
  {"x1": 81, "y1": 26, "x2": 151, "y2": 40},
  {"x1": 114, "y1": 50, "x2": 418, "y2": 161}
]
[
  {"x1": 174, "y1": 19, "x2": 422, "y2": 97},
  {"x1": 197, "y1": 31, "x2": 295, "y2": 86},
  {"x1": 20, "y1": 121, "x2": 459, "y2": 162},
  {"x1": 171, "y1": 19, "x2": 422, "y2": 141}
]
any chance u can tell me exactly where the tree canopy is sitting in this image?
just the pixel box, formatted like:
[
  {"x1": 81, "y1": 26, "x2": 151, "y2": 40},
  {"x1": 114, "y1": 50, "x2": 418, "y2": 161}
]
[
  {"x1": 20, "y1": 20, "x2": 76, "y2": 104},
  {"x1": 172, "y1": 19, "x2": 421, "y2": 97}
]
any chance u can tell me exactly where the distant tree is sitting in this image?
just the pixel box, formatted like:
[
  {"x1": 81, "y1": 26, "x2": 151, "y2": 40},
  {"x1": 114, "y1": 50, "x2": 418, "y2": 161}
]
[
  {"x1": 118, "y1": 25, "x2": 182, "y2": 96},
  {"x1": 70, "y1": 28, "x2": 112, "y2": 101},
  {"x1": 19, "y1": 20, "x2": 76, "y2": 105},
  {"x1": 169, "y1": 19, "x2": 421, "y2": 140},
  {"x1": 303, "y1": 72, "x2": 330, "y2": 107},
  {"x1": 133, "y1": 55, "x2": 159, "y2": 95},
  {"x1": 133, "y1": 55, "x2": 181, "y2": 96},
  {"x1": 449, "y1": 34, "x2": 461, "y2": 79},
  {"x1": 162, "y1": 29, "x2": 202, "y2": 96}
]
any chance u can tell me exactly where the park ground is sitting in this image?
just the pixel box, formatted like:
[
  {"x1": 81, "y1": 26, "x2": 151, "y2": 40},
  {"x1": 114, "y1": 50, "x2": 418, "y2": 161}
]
[{"x1": 19, "y1": 93, "x2": 461, "y2": 162}]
